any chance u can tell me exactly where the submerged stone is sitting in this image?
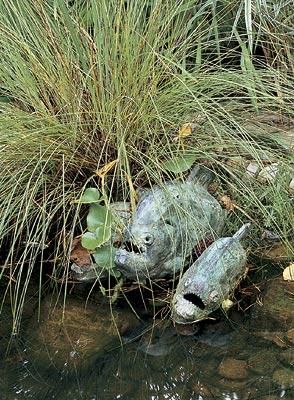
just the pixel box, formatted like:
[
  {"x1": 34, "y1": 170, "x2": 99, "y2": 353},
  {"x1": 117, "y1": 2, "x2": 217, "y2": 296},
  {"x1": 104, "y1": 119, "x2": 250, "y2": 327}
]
[
  {"x1": 25, "y1": 296, "x2": 138, "y2": 375},
  {"x1": 259, "y1": 278, "x2": 294, "y2": 328},
  {"x1": 279, "y1": 348, "x2": 294, "y2": 367},
  {"x1": 248, "y1": 350, "x2": 278, "y2": 374},
  {"x1": 218, "y1": 357, "x2": 248, "y2": 380},
  {"x1": 272, "y1": 368, "x2": 294, "y2": 388}
]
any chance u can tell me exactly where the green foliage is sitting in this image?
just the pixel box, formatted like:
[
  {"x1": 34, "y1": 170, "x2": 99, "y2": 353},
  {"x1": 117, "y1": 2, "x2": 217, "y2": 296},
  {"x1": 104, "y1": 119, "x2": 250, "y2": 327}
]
[
  {"x1": 162, "y1": 153, "x2": 197, "y2": 174},
  {"x1": 79, "y1": 187, "x2": 117, "y2": 276},
  {"x1": 79, "y1": 188, "x2": 101, "y2": 204}
]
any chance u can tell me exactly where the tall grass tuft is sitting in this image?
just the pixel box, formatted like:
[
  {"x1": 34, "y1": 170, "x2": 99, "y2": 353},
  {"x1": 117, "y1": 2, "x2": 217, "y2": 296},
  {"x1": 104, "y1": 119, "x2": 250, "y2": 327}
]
[{"x1": 0, "y1": 0, "x2": 293, "y2": 332}]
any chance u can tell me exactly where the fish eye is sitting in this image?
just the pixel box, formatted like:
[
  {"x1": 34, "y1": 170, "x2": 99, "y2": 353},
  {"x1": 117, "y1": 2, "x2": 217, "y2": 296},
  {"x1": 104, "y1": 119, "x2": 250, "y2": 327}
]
[
  {"x1": 164, "y1": 220, "x2": 174, "y2": 227},
  {"x1": 144, "y1": 234, "x2": 154, "y2": 245}
]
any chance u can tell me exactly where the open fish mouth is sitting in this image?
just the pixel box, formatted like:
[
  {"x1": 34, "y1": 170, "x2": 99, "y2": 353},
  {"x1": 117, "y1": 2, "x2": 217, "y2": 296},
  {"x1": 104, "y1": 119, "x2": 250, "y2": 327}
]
[
  {"x1": 114, "y1": 247, "x2": 158, "y2": 279},
  {"x1": 183, "y1": 293, "x2": 206, "y2": 310},
  {"x1": 172, "y1": 292, "x2": 208, "y2": 324},
  {"x1": 121, "y1": 241, "x2": 146, "y2": 255}
]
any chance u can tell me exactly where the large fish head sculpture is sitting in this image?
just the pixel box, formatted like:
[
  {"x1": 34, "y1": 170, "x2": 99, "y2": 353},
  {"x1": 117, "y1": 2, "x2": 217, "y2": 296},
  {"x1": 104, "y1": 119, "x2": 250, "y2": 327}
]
[
  {"x1": 115, "y1": 185, "x2": 181, "y2": 279},
  {"x1": 115, "y1": 219, "x2": 177, "y2": 279}
]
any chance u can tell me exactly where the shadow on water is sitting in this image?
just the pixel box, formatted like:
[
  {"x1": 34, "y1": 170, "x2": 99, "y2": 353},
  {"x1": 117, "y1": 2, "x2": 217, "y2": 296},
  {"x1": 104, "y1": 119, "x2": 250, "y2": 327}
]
[{"x1": 0, "y1": 272, "x2": 293, "y2": 400}]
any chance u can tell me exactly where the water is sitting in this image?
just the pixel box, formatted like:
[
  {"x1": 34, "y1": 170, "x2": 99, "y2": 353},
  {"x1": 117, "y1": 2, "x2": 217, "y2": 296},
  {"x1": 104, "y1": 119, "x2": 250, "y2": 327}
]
[{"x1": 0, "y1": 276, "x2": 293, "y2": 400}]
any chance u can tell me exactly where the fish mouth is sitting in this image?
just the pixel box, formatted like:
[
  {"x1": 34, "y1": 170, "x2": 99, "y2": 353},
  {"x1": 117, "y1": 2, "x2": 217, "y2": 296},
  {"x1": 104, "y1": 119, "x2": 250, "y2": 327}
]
[
  {"x1": 114, "y1": 247, "x2": 157, "y2": 279},
  {"x1": 183, "y1": 293, "x2": 206, "y2": 310},
  {"x1": 172, "y1": 292, "x2": 208, "y2": 324},
  {"x1": 123, "y1": 240, "x2": 145, "y2": 255}
]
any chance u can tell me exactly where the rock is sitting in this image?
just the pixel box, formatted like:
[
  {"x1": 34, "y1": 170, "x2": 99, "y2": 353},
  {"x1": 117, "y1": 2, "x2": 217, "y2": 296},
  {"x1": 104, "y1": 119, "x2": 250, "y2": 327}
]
[
  {"x1": 190, "y1": 380, "x2": 215, "y2": 397},
  {"x1": 248, "y1": 350, "x2": 278, "y2": 374},
  {"x1": 251, "y1": 278, "x2": 294, "y2": 331},
  {"x1": 254, "y1": 331, "x2": 289, "y2": 348},
  {"x1": 272, "y1": 368, "x2": 294, "y2": 388},
  {"x1": 259, "y1": 163, "x2": 279, "y2": 181},
  {"x1": 279, "y1": 348, "x2": 294, "y2": 366},
  {"x1": 290, "y1": 177, "x2": 294, "y2": 192},
  {"x1": 246, "y1": 162, "x2": 260, "y2": 176},
  {"x1": 286, "y1": 328, "x2": 294, "y2": 344},
  {"x1": 25, "y1": 296, "x2": 139, "y2": 375},
  {"x1": 175, "y1": 322, "x2": 199, "y2": 336},
  {"x1": 257, "y1": 241, "x2": 294, "y2": 261},
  {"x1": 218, "y1": 357, "x2": 248, "y2": 380}
]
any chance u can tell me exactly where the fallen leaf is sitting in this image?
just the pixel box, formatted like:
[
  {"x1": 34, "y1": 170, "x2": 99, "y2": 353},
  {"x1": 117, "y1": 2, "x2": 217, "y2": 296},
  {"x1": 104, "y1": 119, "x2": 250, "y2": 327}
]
[
  {"x1": 95, "y1": 159, "x2": 118, "y2": 178},
  {"x1": 283, "y1": 263, "x2": 294, "y2": 281},
  {"x1": 70, "y1": 237, "x2": 92, "y2": 267},
  {"x1": 219, "y1": 195, "x2": 235, "y2": 211},
  {"x1": 124, "y1": 171, "x2": 137, "y2": 213},
  {"x1": 221, "y1": 299, "x2": 234, "y2": 311},
  {"x1": 178, "y1": 123, "x2": 193, "y2": 139}
]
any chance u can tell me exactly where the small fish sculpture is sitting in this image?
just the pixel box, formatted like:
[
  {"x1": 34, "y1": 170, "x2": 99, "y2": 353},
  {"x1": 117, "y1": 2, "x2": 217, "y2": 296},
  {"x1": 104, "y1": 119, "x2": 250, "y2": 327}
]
[
  {"x1": 171, "y1": 223, "x2": 250, "y2": 324},
  {"x1": 115, "y1": 166, "x2": 226, "y2": 280}
]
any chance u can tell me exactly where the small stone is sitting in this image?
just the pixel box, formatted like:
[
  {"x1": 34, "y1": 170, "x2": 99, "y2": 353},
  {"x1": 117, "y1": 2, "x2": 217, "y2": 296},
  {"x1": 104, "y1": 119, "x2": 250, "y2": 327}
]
[
  {"x1": 259, "y1": 163, "x2": 279, "y2": 181},
  {"x1": 218, "y1": 357, "x2": 248, "y2": 380},
  {"x1": 259, "y1": 241, "x2": 294, "y2": 261},
  {"x1": 289, "y1": 177, "x2": 294, "y2": 192},
  {"x1": 175, "y1": 322, "x2": 199, "y2": 336},
  {"x1": 259, "y1": 278, "x2": 294, "y2": 328},
  {"x1": 248, "y1": 350, "x2": 278, "y2": 374},
  {"x1": 272, "y1": 368, "x2": 294, "y2": 388},
  {"x1": 246, "y1": 162, "x2": 260, "y2": 176},
  {"x1": 254, "y1": 331, "x2": 288, "y2": 348},
  {"x1": 287, "y1": 328, "x2": 294, "y2": 344},
  {"x1": 279, "y1": 348, "x2": 294, "y2": 366},
  {"x1": 190, "y1": 380, "x2": 214, "y2": 397}
]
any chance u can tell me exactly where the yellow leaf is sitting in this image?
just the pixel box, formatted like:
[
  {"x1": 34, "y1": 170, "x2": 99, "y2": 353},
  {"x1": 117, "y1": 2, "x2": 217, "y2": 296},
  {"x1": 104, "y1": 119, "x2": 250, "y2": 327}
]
[
  {"x1": 124, "y1": 171, "x2": 137, "y2": 213},
  {"x1": 178, "y1": 123, "x2": 193, "y2": 139},
  {"x1": 221, "y1": 299, "x2": 234, "y2": 311},
  {"x1": 219, "y1": 195, "x2": 235, "y2": 211},
  {"x1": 283, "y1": 263, "x2": 294, "y2": 281},
  {"x1": 95, "y1": 159, "x2": 118, "y2": 178}
]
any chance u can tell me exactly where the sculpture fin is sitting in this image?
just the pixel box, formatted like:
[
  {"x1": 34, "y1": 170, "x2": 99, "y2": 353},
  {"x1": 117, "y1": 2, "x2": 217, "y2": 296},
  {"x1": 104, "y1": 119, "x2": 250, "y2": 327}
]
[
  {"x1": 233, "y1": 223, "x2": 251, "y2": 241},
  {"x1": 187, "y1": 165, "x2": 215, "y2": 188}
]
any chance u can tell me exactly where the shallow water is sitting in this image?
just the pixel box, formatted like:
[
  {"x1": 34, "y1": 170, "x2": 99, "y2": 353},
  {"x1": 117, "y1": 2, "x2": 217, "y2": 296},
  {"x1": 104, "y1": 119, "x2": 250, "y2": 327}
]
[{"x1": 0, "y1": 278, "x2": 293, "y2": 400}]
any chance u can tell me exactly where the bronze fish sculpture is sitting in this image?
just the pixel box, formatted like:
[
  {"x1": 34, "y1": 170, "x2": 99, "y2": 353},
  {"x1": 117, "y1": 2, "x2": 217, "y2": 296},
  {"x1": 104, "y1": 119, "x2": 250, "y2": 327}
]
[
  {"x1": 115, "y1": 166, "x2": 226, "y2": 280},
  {"x1": 171, "y1": 223, "x2": 250, "y2": 324}
]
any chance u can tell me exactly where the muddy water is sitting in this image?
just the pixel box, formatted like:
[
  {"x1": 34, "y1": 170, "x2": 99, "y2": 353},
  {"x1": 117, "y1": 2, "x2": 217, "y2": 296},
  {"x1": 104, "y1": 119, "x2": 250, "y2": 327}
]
[{"x1": 0, "y1": 276, "x2": 293, "y2": 400}]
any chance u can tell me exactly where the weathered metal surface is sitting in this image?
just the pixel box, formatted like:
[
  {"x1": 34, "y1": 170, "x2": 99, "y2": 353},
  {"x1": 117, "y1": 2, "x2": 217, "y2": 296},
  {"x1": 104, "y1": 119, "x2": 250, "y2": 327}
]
[
  {"x1": 171, "y1": 223, "x2": 250, "y2": 324},
  {"x1": 115, "y1": 168, "x2": 225, "y2": 280}
]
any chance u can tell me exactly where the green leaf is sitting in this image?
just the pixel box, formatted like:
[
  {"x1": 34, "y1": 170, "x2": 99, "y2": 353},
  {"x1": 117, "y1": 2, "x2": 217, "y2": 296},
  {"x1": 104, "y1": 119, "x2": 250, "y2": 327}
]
[
  {"x1": 0, "y1": 96, "x2": 11, "y2": 103},
  {"x1": 162, "y1": 153, "x2": 197, "y2": 173},
  {"x1": 110, "y1": 269, "x2": 121, "y2": 278},
  {"x1": 92, "y1": 245, "x2": 115, "y2": 269},
  {"x1": 80, "y1": 188, "x2": 100, "y2": 204},
  {"x1": 95, "y1": 224, "x2": 111, "y2": 245},
  {"x1": 81, "y1": 232, "x2": 100, "y2": 250},
  {"x1": 87, "y1": 204, "x2": 113, "y2": 232}
]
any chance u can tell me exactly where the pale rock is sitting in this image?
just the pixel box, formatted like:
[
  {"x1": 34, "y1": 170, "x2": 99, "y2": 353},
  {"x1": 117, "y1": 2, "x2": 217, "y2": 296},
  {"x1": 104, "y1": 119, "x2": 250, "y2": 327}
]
[{"x1": 246, "y1": 162, "x2": 260, "y2": 176}]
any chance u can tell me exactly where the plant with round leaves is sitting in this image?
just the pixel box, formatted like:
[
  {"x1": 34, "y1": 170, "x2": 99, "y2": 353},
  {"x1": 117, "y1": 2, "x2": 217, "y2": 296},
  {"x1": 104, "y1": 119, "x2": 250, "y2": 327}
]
[{"x1": 77, "y1": 187, "x2": 120, "y2": 278}]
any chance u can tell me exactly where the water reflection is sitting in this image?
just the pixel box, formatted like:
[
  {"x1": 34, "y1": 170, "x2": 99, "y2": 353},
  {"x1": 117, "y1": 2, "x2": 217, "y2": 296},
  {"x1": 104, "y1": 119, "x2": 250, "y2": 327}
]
[{"x1": 0, "y1": 278, "x2": 293, "y2": 400}]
